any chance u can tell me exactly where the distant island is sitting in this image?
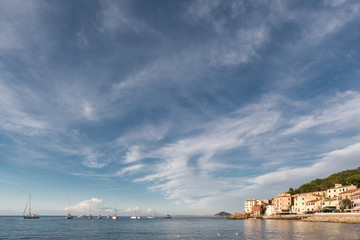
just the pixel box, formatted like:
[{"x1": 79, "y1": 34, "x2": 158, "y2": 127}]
[{"x1": 213, "y1": 211, "x2": 231, "y2": 217}]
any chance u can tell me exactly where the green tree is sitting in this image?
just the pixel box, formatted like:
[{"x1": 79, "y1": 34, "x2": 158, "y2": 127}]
[
  {"x1": 346, "y1": 174, "x2": 360, "y2": 187},
  {"x1": 339, "y1": 199, "x2": 352, "y2": 212}
]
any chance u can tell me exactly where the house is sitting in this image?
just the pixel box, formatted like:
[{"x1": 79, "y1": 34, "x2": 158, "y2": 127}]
[
  {"x1": 339, "y1": 188, "x2": 359, "y2": 200},
  {"x1": 322, "y1": 198, "x2": 339, "y2": 211},
  {"x1": 305, "y1": 199, "x2": 322, "y2": 213},
  {"x1": 265, "y1": 204, "x2": 275, "y2": 216},
  {"x1": 326, "y1": 184, "x2": 356, "y2": 198},
  {"x1": 273, "y1": 192, "x2": 292, "y2": 213},
  {"x1": 244, "y1": 199, "x2": 262, "y2": 213},
  {"x1": 351, "y1": 192, "x2": 360, "y2": 212},
  {"x1": 292, "y1": 193, "x2": 323, "y2": 214},
  {"x1": 251, "y1": 205, "x2": 262, "y2": 217}
]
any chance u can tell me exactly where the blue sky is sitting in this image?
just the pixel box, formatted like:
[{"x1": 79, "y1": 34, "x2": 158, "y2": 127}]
[{"x1": 1, "y1": 0, "x2": 360, "y2": 216}]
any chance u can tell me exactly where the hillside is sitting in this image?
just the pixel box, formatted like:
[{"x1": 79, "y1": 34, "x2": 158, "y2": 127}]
[{"x1": 288, "y1": 167, "x2": 360, "y2": 195}]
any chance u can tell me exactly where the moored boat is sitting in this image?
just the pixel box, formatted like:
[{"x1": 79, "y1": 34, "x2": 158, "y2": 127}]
[{"x1": 23, "y1": 194, "x2": 40, "y2": 219}]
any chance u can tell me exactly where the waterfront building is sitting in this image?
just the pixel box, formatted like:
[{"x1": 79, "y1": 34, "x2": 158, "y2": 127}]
[
  {"x1": 326, "y1": 184, "x2": 356, "y2": 198},
  {"x1": 251, "y1": 205, "x2": 262, "y2": 217},
  {"x1": 305, "y1": 199, "x2": 322, "y2": 213},
  {"x1": 339, "y1": 188, "x2": 360, "y2": 200},
  {"x1": 244, "y1": 199, "x2": 262, "y2": 213},
  {"x1": 265, "y1": 204, "x2": 275, "y2": 216},
  {"x1": 322, "y1": 198, "x2": 339, "y2": 210},
  {"x1": 292, "y1": 193, "x2": 323, "y2": 214},
  {"x1": 351, "y1": 192, "x2": 360, "y2": 211},
  {"x1": 273, "y1": 192, "x2": 292, "y2": 213}
]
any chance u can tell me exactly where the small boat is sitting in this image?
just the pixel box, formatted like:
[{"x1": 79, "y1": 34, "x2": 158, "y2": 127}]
[
  {"x1": 112, "y1": 201, "x2": 119, "y2": 220},
  {"x1": 130, "y1": 201, "x2": 140, "y2": 219},
  {"x1": 66, "y1": 198, "x2": 73, "y2": 219},
  {"x1": 77, "y1": 215, "x2": 88, "y2": 218},
  {"x1": 23, "y1": 194, "x2": 40, "y2": 219},
  {"x1": 98, "y1": 209, "x2": 102, "y2": 219},
  {"x1": 164, "y1": 202, "x2": 172, "y2": 219},
  {"x1": 147, "y1": 210, "x2": 156, "y2": 219},
  {"x1": 107, "y1": 214, "x2": 111, "y2": 219}
]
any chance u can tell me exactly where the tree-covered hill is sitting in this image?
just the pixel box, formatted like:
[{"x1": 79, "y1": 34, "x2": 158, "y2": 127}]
[{"x1": 288, "y1": 167, "x2": 360, "y2": 195}]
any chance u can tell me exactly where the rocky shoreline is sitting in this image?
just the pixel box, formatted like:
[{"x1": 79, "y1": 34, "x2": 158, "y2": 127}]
[{"x1": 228, "y1": 213, "x2": 360, "y2": 224}]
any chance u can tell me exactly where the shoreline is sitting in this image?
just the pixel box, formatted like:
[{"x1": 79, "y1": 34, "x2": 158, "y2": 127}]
[{"x1": 229, "y1": 213, "x2": 360, "y2": 224}]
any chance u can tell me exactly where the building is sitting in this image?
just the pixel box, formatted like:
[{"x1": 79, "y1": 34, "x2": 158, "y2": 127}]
[
  {"x1": 339, "y1": 189, "x2": 359, "y2": 200},
  {"x1": 292, "y1": 193, "x2": 323, "y2": 214},
  {"x1": 322, "y1": 198, "x2": 339, "y2": 210},
  {"x1": 244, "y1": 199, "x2": 262, "y2": 213},
  {"x1": 305, "y1": 199, "x2": 322, "y2": 213},
  {"x1": 273, "y1": 192, "x2": 292, "y2": 213},
  {"x1": 251, "y1": 205, "x2": 262, "y2": 217},
  {"x1": 326, "y1": 184, "x2": 356, "y2": 198},
  {"x1": 351, "y1": 192, "x2": 360, "y2": 211},
  {"x1": 265, "y1": 204, "x2": 275, "y2": 216}
]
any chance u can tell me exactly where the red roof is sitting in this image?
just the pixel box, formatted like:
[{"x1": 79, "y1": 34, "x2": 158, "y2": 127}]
[
  {"x1": 306, "y1": 199, "x2": 321, "y2": 203},
  {"x1": 251, "y1": 205, "x2": 261, "y2": 211}
]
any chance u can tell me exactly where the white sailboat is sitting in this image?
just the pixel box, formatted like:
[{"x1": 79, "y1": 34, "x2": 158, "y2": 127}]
[
  {"x1": 147, "y1": 210, "x2": 156, "y2": 219},
  {"x1": 66, "y1": 198, "x2": 73, "y2": 219},
  {"x1": 23, "y1": 193, "x2": 40, "y2": 219},
  {"x1": 130, "y1": 201, "x2": 140, "y2": 219},
  {"x1": 112, "y1": 201, "x2": 119, "y2": 220},
  {"x1": 164, "y1": 202, "x2": 171, "y2": 219}
]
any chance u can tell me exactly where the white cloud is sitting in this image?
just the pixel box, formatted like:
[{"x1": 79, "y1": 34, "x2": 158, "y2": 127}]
[
  {"x1": 283, "y1": 91, "x2": 360, "y2": 135},
  {"x1": 123, "y1": 146, "x2": 142, "y2": 164},
  {"x1": 66, "y1": 197, "x2": 103, "y2": 212},
  {"x1": 116, "y1": 164, "x2": 144, "y2": 176}
]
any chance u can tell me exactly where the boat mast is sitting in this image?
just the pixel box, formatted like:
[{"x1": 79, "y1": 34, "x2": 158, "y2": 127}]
[{"x1": 29, "y1": 193, "x2": 32, "y2": 216}]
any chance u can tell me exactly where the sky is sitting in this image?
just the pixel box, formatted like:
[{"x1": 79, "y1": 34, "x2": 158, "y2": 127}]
[{"x1": 1, "y1": 0, "x2": 360, "y2": 216}]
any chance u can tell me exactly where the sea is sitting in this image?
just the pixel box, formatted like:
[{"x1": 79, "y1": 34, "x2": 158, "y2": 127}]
[{"x1": 0, "y1": 216, "x2": 359, "y2": 239}]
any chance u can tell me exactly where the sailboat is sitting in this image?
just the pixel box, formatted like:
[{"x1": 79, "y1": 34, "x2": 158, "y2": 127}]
[
  {"x1": 147, "y1": 210, "x2": 156, "y2": 219},
  {"x1": 98, "y1": 209, "x2": 102, "y2": 219},
  {"x1": 66, "y1": 198, "x2": 74, "y2": 219},
  {"x1": 164, "y1": 202, "x2": 171, "y2": 219},
  {"x1": 130, "y1": 201, "x2": 140, "y2": 219},
  {"x1": 88, "y1": 202, "x2": 93, "y2": 219},
  {"x1": 23, "y1": 194, "x2": 40, "y2": 219},
  {"x1": 112, "y1": 201, "x2": 119, "y2": 220}
]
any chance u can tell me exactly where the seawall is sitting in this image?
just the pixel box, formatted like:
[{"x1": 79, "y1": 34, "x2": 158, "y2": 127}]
[{"x1": 302, "y1": 213, "x2": 360, "y2": 224}]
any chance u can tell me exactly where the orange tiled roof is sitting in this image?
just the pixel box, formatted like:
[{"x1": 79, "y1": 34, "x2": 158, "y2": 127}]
[{"x1": 251, "y1": 205, "x2": 261, "y2": 211}]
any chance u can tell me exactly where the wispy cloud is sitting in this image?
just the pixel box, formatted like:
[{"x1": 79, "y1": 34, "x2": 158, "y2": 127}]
[{"x1": 283, "y1": 91, "x2": 360, "y2": 135}]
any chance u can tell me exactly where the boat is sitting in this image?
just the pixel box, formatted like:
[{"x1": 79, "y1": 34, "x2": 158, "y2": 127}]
[
  {"x1": 23, "y1": 194, "x2": 40, "y2": 219},
  {"x1": 130, "y1": 201, "x2": 140, "y2": 219},
  {"x1": 88, "y1": 202, "x2": 93, "y2": 219},
  {"x1": 98, "y1": 209, "x2": 102, "y2": 219},
  {"x1": 164, "y1": 202, "x2": 172, "y2": 219},
  {"x1": 66, "y1": 198, "x2": 74, "y2": 219},
  {"x1": 147, "y1": 210, "x2": 156, "y2": 219},
  {"x1": 112, "y1": 201, "x2": 119, "y2": 220},
  {"x1": 77, "y1": 215, "x2": 88, "y2": 218},
  {"x1": 107, "y1": 214, "x2": 111, "y2": 219}
]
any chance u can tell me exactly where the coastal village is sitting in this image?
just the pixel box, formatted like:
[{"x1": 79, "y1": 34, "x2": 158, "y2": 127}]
[{"x1": 229, "y1": 183, "x2": 360, "y2": 222}]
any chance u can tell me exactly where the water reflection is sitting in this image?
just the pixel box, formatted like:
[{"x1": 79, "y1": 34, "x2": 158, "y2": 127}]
[{"x1": 243, "y1": 219, "x2": 360, "y2": 240}]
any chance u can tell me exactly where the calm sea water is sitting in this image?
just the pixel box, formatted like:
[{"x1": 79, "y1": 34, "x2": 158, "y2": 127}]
[{"x1": 0, "y1": 216, "x2": 359, "y2": 239}]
